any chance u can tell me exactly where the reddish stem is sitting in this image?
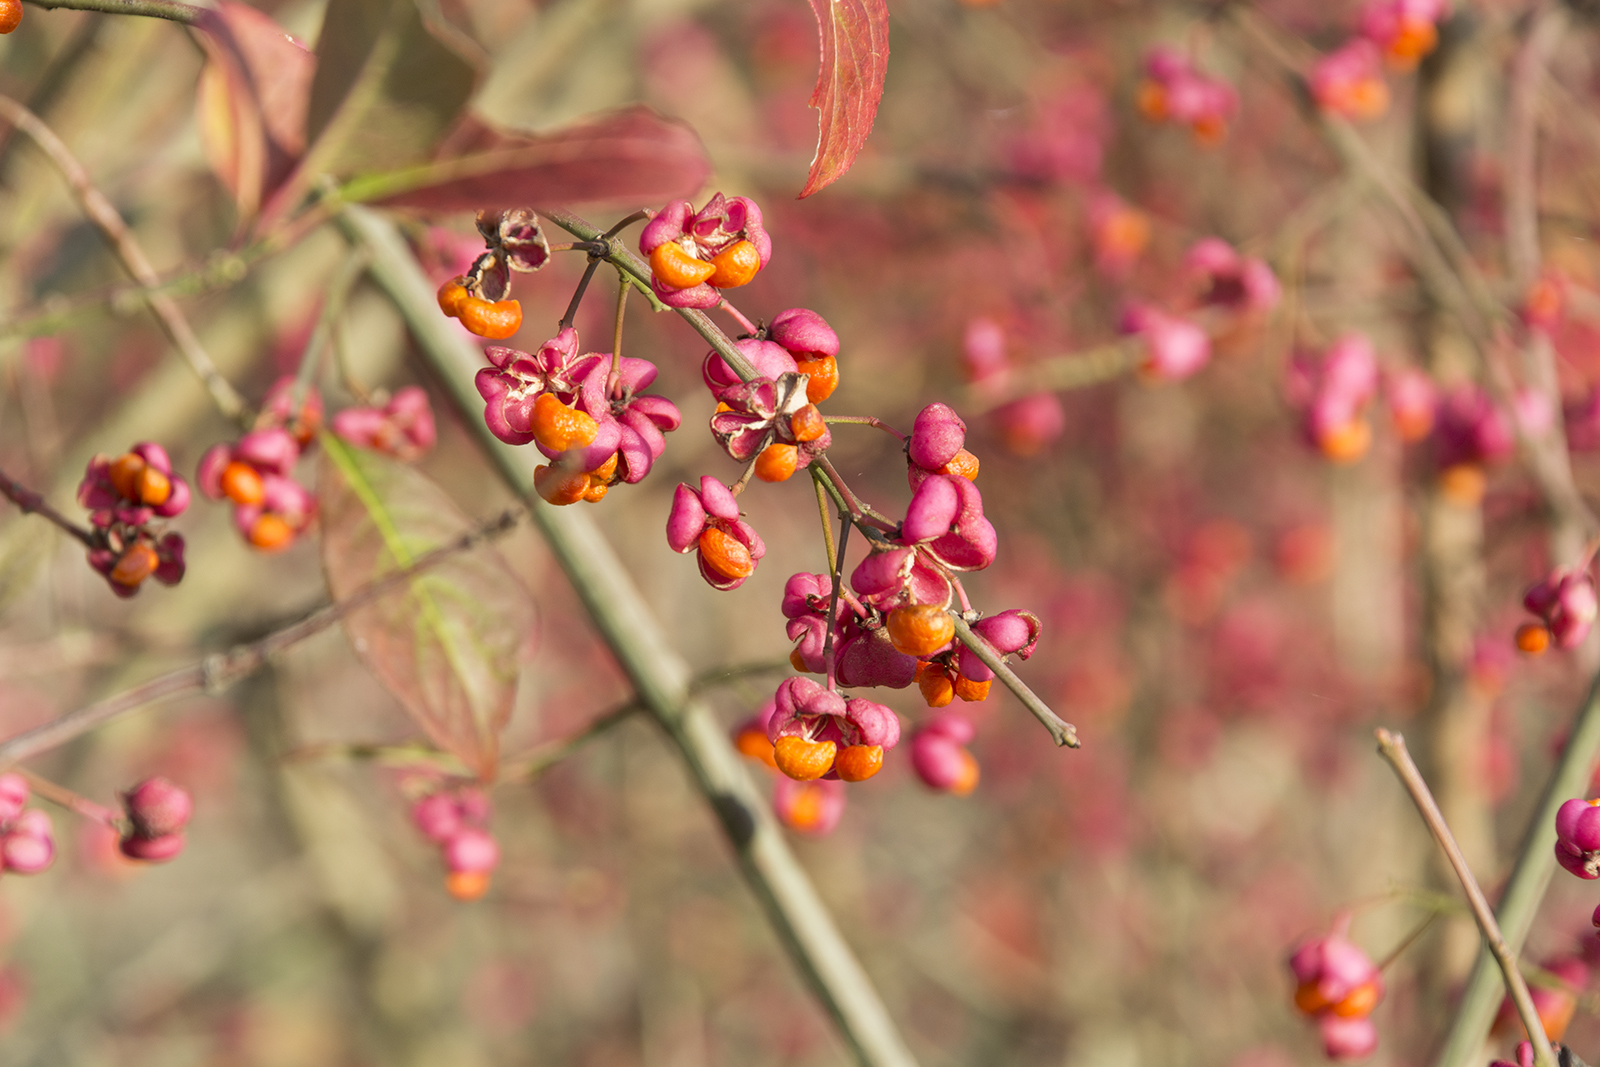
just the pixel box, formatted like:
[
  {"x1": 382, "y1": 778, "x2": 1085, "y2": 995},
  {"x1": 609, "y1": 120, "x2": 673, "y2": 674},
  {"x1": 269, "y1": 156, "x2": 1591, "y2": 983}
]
[{"x1": 0, "y1": 465, "x2": 96, "y2": 547}]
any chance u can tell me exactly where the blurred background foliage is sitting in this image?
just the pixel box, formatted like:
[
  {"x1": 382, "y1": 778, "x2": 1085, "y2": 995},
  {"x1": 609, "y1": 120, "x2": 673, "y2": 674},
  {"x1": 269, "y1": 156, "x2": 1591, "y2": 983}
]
[{"x1": 3, "y1": 0, "x2": 1600, "y2": 1063}]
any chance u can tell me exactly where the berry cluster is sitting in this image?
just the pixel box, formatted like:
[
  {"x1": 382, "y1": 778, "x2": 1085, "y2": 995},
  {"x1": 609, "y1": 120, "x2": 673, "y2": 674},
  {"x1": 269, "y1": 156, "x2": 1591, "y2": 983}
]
[
  {"x1": 1312, "y1": 0, "x2": 1445, "y2": 120},
  {"x1": 75, "y1": 443, "x2": 189, "y2": 597},
  {"x1": 1517, "y1": 570, "x2": 1598, "y2": 656},
  {"x1": 639, "y1": 194, "x2": 770, "y2": 307},
  {"x1": 330, "y1": 386, "x2": 437, "y2": 462},
  {"x1": 118, "y1": 776, "x2": 193, "y2": 862},
  {"x1": 1288, "y1": 921, "x2": 1385, "y2": 1061},
  {"x1": 475, "y1": 326, "x2": 682, "y2": 505},
  {"x1": 411, "y1": 786, "x2": 500, "y2": 901},
  {"x1": 1135, "y1": 46, "x2": 1239, "y2": 145},
  {"x1": 197, "y1": 378, "x2": 321, "y2": 552},
  {"x1": 436, "y1": 210, "x2": 551, "y2": 340},
  {"x1": 0, "y1": 776, "x2": 54, "y2": 877},
  {"x1": 436, "y1": 197, "x2": 1059, "y2": 833}
]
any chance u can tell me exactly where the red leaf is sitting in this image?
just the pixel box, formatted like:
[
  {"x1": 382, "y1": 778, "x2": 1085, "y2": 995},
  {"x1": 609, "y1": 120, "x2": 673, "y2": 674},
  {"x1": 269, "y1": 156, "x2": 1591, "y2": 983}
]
[
  {"x1": 799, "y1": 0, "x2": 889, "y2": 199},
  {"x1": 352, "y1": 106, "x2": 712, "y2": 212},
  {"x1": 192, "y1": 1, "x2": 315, "y2": 218},
  {"x1": 318, "y1": 436, "x2": 537, "y2": 781}
]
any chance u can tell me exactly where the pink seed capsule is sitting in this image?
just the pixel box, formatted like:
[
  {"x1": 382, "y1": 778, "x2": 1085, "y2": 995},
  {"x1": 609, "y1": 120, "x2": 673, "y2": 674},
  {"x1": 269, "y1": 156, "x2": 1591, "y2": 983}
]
[
  {"x1": 119, "y1": 832, "x2": 186, "y2": 863},
  {"x1": 122, "y1": 777, "x2": 193, "y2": 839},
  {"x1": 1, "y1": 828, "x2": 53, "y2": 874}
]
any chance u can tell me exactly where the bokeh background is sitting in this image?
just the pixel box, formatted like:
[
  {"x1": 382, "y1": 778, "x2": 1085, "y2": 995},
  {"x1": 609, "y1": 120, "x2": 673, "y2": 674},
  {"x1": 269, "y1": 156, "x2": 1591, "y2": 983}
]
[{"x1": 4, "y1": 0, "x2": 1600, "y2": 1063}]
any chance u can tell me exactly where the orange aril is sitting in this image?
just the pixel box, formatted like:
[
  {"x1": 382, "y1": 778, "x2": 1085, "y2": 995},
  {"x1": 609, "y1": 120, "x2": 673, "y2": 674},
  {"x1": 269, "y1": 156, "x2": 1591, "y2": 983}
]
[
  {"x1": 221, "y1": 461, "x2": 265, "y2": 506},
  {"x1": 531, "y1": 393, "x2": 600, "y2": 453},
  {"x1": 649, "y1": 242, "x2": 715, "y2": 289},
  {"x1": 795, "y1": 356, "x2": 839, "y2": 403},
  {"x1": 790, "y1": 404, "x2": 827, "y2": 443},
  {"x1": 698, "y1": 527, "x2": 755, "y2": 581},
  {"x1": 887, "y1": 603, "x2": 955, "y2": 657},
  {"x1": 437, "y1": 277, "x2": 471, "y2": 318},
  {"x1": 834, "y1": 745, "x2": 884, "y2": 782},
  {"x1": 110, "y1": 543, "x2": 159, "y2": 587},
  {"x1": 248, "y1": 513, "x2": 295, "y2": 552},
  {"x1": 1330, "y1": 979, "x2": 1381, "y2": 1019},
  {"x1": 949, "y1": 749, "x2": 980, "y2": 796},
  {"x1": 941, "y1": 449, "x2": 979, "y2": 481},
  {"x1": 735, "y1": 728, "x2": 778, "y2": 770},
  {"x1": 108, "y1": 453, "x2": 146, "y2": 500},
  {"x1": 1439, "y1": 464, "x2": 1487, "y2": 507},
  {"x1": 953, "y1": 675, "x2": 991, "y2": 702},
  {"x1": 1136, "y1": 81, "x2": 1167, "y2": 122},
  {"x1": 534, "y1": 464, "x2": 590, "y2": 506},
  {"x1": 136, "y1": 465, "x2": 172, "y2": 507},
  {"x1": 790, "y1": 648, "x2": 810, "y2": 672},
  {"x1": 918, "y1": 664, "x2": 955, "y2": 708},
  {"x1": 1516, "y1": 623, "x2": 1551, "y2": 656},
  {"x1": 773, "y1": 736, "x2": 837, "y2": 781},
  {"x1": 0, "y1": 0, "x2": 21, "y2": 33},
  {"x1": 1295, "y1": 982, "x2": 1331, "y2": 1016},
  {"x1": 446, "y1": 870, "x2": 491, "y2": 901},
  {"x1": 1319, "y1": 420, "x2": 1372, "y2": 463},
  {"x1": 707, "y1": 240, "x2": 761, "y2": 288},
  {"x1": 458, "y1": 297, "x2": 523, "y2": 340},
  {"x1": 581, "y1": 481, "x2": 609, "y2": 503},
  {"x1": 755, "y1": 443, "x2": 799, "y2": 483}
]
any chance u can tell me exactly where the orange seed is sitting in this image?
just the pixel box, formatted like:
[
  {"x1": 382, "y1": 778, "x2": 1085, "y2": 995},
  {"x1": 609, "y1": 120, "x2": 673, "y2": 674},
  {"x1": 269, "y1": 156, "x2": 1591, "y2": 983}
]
[
  {"x1": 221, "y1": 461, "x2": 265, "y2": 506},
  {"x1": 1515, "y1": 622, "x2": 1551, "y2": 657},
  {"x1": 755, "y1": 442, "x2": 799, "y2": 483},
  {"x1": 773, "y1": 736, "x2": 837, "y2": 781},
  {"x1": 531, "y1": 393, "x2": 600, "y2": 453},
  {"x1": 707, "y1": 240, "x2": 762, "y2": 288},
  {"x1": 795, "y1": 356, "x2": 839, "y2": 403},
  {"x1": 534, "y1": 464, "x2": 590, "y2": 506},
  {"x1": 886, "y1": 603, "x2": 955, "y2": 657},
  {"x1": 953, "y1": 675, "x2": 991, "y2": 702},
  {"x1": 649, "y1": 242, "x2": 715, "y2": 290},
  {"x1": 446, "y1": 870, "x2": 491, "y2": 901},
  {"x1": 458, "y1": 297, "x2": 523, "y2": 340},
  {"x1": 108, "y1": 453, "x2": 146, "y2": 501},
  {"x1": 437, "y1": 277, "x2": 471, "y2": 318},
  {"x1": 248, "y1": 513, "x2": 295, "y2": 552},
  {"x1": 698, "y1": 527, "x2": 755, "y2": 581},
  {"x1": 790, "y1": 404, "x2": 827, "y2": 443},
  {"x1": 941, "y1": 449, "x2": 980, "y2": 481},
  {"x1": 834, "y1": 745, "x2": 884, "y2": 783},
  {"x1": 110, "y1": 543, "x2": 159, "y2": 587}
]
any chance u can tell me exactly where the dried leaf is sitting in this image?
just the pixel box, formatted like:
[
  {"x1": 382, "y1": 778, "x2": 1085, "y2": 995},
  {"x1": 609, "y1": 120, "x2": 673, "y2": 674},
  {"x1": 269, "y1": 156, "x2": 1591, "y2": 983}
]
[
  {"x1": 192, "y1": 0, "x2": 315, "y2": 218},
  {"x1": 342, "y1": 106, "x2": 711, "y2": 211},
  {"x1": 799, "y1": 0, "x2": 889, "y2": 199},
  {"x1": 318, "y1": 435, "x2": 536, "y2": 780},
  {"x1": 302, "y1": 0, "x2": 480, "y2": 180}
]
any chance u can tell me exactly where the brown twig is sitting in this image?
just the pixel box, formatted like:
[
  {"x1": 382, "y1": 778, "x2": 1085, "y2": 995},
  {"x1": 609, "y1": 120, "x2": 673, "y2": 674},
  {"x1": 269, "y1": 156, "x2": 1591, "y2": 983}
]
[
  {"x1": 0, "y1": 506, "x2": 525, "y2": 768},
  {"x1": 17, "y1": 769, "x2": 120, "y2": 828},
  {"x1": 1374, "y1": 728, "x2": 1556, "y2": 1067},
  {"x1": 0, "y1": 94, "x2": 248, "y2": 424},
  {"x1": 20, "y1": 0, "x2": 202, "y2": 21},
  {"x1": 0, "y1": 464, "x2": 96, "y2": 547},
  {"x1": 953, "y1": 615, "x2": 1078, "y2": 748}
]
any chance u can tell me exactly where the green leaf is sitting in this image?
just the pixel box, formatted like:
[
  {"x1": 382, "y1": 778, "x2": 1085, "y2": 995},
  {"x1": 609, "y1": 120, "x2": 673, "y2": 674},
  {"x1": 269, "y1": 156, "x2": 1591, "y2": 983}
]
[{"x1": 318, "y1": 434, "x2": 536, "y2": 780}]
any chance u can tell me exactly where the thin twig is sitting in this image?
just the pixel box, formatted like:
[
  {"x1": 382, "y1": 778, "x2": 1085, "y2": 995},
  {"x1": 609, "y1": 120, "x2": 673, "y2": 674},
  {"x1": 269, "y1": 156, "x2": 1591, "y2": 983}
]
[
  {"x1": 17, "y1": 769, "x2": 120, "y2": 828},
  {"x1": 952, "y1": 615, "x2": 1079, "y2": 748},
  {"x1": 0, "y1": 465, "x2": 96, "y2": 547},
  {"x1": 1375, "y1": 729, "x2": 1556, "y2": 1067},
  {"x1": 0, "y1": 95, "x2": 249, "y2": 424},
  {"x1": 0, "y1": 506, "x2": 525, "y2": 768},
  {"x1": 21, "y1": 0, "x2": 201, "y2": 21},
  {"x1": 1436, "y1": 668, "x2": 1600, "y2": 1067}
]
